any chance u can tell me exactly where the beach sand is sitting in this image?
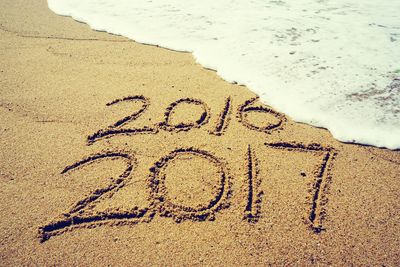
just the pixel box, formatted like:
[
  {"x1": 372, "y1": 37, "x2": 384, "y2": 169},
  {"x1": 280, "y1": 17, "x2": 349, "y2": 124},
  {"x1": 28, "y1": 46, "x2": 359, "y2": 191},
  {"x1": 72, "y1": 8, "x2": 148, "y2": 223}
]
[{"x1": 0, "y1": 0, "x2": 399, "y2": 265}]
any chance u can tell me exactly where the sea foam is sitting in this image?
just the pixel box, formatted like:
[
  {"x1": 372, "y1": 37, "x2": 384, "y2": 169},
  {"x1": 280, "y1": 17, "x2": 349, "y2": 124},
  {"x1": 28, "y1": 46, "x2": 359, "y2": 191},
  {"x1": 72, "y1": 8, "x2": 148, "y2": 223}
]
[{"x1": 47, "y1": 0, "x2": 400, "y2": 149}]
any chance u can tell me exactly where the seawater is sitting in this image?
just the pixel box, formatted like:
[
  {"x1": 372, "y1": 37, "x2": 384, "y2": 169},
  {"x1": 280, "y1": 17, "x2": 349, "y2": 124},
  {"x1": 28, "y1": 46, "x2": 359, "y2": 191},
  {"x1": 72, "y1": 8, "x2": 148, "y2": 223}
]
[{"x1": 47, "y1": 0, "x2": 400, "y2": 149}]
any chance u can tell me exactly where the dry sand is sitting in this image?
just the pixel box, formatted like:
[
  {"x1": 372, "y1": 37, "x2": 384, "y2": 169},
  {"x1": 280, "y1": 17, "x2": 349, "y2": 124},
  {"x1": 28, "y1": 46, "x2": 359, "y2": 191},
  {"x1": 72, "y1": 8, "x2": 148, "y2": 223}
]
[{"x1": 0, "y1": 0, "x2": 399, "y2": 265}]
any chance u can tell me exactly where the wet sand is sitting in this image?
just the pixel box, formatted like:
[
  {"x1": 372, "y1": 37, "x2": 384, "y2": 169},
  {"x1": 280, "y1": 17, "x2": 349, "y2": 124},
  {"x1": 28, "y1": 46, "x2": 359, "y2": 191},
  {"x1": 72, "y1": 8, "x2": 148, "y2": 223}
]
[{"x1": 0, "y1": 0, "x2": 399, "y2": 265}]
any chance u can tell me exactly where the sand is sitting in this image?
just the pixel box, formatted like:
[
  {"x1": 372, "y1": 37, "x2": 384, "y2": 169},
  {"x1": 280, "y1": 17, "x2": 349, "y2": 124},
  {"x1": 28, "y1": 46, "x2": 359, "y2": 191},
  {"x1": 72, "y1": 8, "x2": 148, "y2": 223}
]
[{"x1": 0, "y1": 0, "x2": 399, "y2": 265}]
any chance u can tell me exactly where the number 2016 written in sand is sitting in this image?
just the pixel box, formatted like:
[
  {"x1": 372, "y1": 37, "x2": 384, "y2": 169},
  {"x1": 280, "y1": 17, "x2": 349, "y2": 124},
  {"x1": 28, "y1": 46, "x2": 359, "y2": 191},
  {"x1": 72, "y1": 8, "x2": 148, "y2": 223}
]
[{"x1": 38, "y1": 95, "x2": 337, "y2": 242}]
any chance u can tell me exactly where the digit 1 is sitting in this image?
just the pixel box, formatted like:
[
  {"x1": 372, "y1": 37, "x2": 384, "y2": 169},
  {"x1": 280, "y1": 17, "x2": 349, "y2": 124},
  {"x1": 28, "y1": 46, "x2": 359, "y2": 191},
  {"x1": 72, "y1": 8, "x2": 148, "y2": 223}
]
[
  {"x1": 244, "y1": 145, "x2": 263, "y2": 223},
  {"x1": 210, "y1": 97, "x2": 232, "y2": 136}
]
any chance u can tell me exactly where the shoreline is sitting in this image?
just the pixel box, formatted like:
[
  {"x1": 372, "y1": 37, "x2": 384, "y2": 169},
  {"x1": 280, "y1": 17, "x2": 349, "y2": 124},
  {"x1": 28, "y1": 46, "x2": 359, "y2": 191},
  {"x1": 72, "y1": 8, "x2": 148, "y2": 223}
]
[
  {"x1": 43, "y1": 12, "x2": 400, "y2": 151},
  {"x1": 0, "y1": 0, "x2": 399, "y2": 265},
  {"x1": 46, "y1": 0, "x2": 400, "y2": 150}
]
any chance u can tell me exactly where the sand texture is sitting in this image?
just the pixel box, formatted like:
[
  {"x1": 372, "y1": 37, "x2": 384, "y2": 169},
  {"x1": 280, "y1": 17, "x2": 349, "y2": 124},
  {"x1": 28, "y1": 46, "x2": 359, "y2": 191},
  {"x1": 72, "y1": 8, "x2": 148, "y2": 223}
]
[{"x1": 0, "y1": 0, "x2": 399, "y2": 265}]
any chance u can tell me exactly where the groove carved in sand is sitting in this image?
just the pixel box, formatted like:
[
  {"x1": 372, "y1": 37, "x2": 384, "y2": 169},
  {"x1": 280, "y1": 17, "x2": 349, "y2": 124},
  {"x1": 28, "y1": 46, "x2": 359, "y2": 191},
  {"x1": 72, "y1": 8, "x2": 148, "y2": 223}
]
[
  {"x1": 87, "y1": 95, "x2": 157, "y2": 144},
  {"x1": 38, "y1": 151, "x2": 151, "y2": 242},
  {"x1": 263, "y1": 142, "x2": 338, "y2": 233},
  {"x1": 88, "y1": 95, "x2": 286, "y2": 145},
  {"x1": 38, "y1": 95, "x2": 338, "y2": 241},
  {"x1": 243, "y1": 145, "x2": 264, "y2": 223},
  {"x1": 209, "y1": 97, "x2": 232, "y2": 136},
  {"x1": 237, "y1": 97, "x2": 287, "y2": 134},
  {"x1": 39, "y1": 148, "x2": 231, "y2": 241},
  {"x1": 159, "y1": 98, "x2": 211, "y2": 132},
  {"x1": 149, "y1": 148, "x2": 231, "y2": 222}
]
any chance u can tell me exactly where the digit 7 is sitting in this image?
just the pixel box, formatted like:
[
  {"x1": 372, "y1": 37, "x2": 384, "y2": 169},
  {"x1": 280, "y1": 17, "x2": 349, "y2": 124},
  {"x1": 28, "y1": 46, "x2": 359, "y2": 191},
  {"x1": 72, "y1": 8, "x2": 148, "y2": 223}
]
[
  {"x1": 267, "y1": 142, "x2": 337, "y2": 233},
  {"x1": 246, "y1": 142, "x2": 337, "y2": 233}
]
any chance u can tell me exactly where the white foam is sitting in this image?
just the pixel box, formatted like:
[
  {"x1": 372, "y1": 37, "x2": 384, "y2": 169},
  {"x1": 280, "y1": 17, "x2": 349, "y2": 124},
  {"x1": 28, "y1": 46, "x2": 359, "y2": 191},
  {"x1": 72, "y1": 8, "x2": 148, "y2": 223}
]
[{"x1": 48, "y1": 0, "x2": 400, "y2": 149}]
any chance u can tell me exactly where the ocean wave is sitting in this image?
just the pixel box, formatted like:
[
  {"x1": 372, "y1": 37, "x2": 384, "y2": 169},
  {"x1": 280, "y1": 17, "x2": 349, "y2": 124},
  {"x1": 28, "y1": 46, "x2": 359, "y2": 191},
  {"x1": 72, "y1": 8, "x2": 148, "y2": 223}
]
[{"x1": 48, "y1": 0, "x2": 400, "y2": 149}]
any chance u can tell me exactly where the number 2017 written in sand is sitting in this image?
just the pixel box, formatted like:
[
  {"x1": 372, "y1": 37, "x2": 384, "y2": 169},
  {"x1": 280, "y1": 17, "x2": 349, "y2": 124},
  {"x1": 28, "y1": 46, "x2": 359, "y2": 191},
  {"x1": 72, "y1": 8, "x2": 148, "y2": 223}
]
[{"x1": 38, "y1": 95, "x2": 337, "y2": 242}]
